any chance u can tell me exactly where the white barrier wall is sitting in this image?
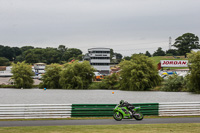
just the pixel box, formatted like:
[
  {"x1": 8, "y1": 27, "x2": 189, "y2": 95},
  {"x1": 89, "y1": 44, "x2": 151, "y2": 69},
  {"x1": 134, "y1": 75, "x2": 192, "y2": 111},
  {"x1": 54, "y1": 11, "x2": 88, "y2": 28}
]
[
  {"x1": 0, "y1": 102, "x2": 199, "y2": 119},
  {"x1": 0, "y1": 104, "x2": 71, "y2": 119},
  {"x1": 159, "y1": 102, "x2": 200, "y2": 116}
]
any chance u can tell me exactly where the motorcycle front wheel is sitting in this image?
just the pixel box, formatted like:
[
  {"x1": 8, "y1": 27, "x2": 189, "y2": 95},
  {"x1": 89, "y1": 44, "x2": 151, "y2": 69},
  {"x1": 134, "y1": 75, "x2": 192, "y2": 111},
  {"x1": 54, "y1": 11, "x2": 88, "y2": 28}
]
[
  {"x1": 133, "y1": 112, "x2": 143, "y2": 120},
  {"x1": 113, "y1": 112, "x2": 123, "y2": 121}
]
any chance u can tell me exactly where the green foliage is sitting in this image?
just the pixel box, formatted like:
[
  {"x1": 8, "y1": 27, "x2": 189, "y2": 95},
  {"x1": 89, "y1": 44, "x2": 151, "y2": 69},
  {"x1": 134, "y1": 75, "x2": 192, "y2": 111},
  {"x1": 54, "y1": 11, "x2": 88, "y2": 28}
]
[
  {"x1": 166, "y1": 49, "x2": 179, "y2": 56},
  {"x1": 145, "y1": 51, "x2": 151, "y2": 57},
  {"x1": 88, "y1": 73, "x2": 120, "y2": 89},
  {"x1": 22, "y1": 48, "x2": 61, "y2": 64},
  {"x1": 11, "y1": 62, "x2": 34, "y2": 88},
  {"x1": 110, "y1": 49, "x2": 123, "y2": 63},
  {"x1": 161, "y1": 75, "x2": 186, "y2": 92},
  {"x1": 153, "y1": 47, "x2": 165, "y2": 56},
  {"x1": 39, "y1": 64, "x2": 62, "y2": 89},
  {"x1": 123, "y1": 56, "x2": 131, "y2": 60},
  {"x1": 0, "y1": 84, "x2": 17, "y2": 88},
  {"x1": 0, "y1": 45, "x2": 15, "y2": 61},
  {"x1": 62, "y1": 48, "x2": 82, "y2": 62},
  {"x1": 0, "y1": 57, "x2": 10, "y2": 66},
  {"x1": 119, "y1": 54, "x2": 162, "y2": 91},
  {"x1": 102, "y1": 73, "x2": 120, "y2": 89},
  {"x1": 186, "y1": 51, "x2": 200, "y2": 93},
  {"x1": 20, "y1": 46, "x2": 34, "y2": 52},
  {"x1": 0, "y1": 45, "x2": 83, "y2": 64},
  {"x1": 173, "y1": 33, "x2": 199, "y2": 56},
  {"x1": 59, "y1": 61, "x2": 95, "y2": 89},
  {"x1": 88, "y1": 82, "x2": 108, "y2": 89}
]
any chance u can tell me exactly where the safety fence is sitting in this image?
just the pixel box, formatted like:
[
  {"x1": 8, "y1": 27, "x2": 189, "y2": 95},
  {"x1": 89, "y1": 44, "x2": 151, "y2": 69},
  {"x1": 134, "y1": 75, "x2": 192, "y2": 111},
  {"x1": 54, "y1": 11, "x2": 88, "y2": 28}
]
[
  {"x1": 159, "y1": 102, "x2": 200, "y2": 116},
  {"x1": 0, "y1": 104, "x2": 72, "y2": 119},
  {"x1": 0, "y1": 102, "x2": 199, "y2": 119},
  {"x1": 71, "y1": 103, "x2": 158, "y2": 117}
]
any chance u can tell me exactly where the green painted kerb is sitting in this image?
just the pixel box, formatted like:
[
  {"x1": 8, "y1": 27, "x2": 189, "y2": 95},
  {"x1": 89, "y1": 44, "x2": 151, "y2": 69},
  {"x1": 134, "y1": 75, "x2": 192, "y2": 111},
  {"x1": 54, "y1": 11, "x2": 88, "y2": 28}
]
[{"x1": 71, "y1": 103, "x2": 159, "y2": 117}]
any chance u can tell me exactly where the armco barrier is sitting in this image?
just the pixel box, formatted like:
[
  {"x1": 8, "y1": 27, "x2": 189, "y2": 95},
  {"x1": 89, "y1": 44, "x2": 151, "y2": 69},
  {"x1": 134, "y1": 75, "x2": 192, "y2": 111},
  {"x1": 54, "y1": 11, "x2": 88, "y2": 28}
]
[
  {"x1": 159, "y1": 102, "x2": 200, "y2": 116},
  {"x1": 0, "y1": 102, "x2": 199, "y2": 119},
  {"x1": 71, "y1": 103, "x2": 159, "y2": 117},
  {"x1": 0, "y1": 104, "x2": 71, "y2": 119}
]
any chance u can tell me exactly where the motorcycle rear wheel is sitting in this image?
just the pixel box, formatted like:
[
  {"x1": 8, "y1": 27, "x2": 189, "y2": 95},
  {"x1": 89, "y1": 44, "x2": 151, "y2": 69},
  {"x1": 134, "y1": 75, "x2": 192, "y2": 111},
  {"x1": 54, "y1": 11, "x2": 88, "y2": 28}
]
[
  {"x1": 113, "y1": 112, "x2": 123, "y2": 121},
  {"x1": 133, "y1": 112, "x2": 143, "y2": 120}
]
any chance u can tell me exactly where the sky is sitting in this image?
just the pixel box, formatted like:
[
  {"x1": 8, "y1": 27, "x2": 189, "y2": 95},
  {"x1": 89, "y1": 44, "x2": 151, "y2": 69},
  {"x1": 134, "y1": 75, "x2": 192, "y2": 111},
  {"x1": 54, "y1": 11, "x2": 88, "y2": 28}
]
[{"x1": 0, "y1": 0, "x2": 200, "y2": 56}]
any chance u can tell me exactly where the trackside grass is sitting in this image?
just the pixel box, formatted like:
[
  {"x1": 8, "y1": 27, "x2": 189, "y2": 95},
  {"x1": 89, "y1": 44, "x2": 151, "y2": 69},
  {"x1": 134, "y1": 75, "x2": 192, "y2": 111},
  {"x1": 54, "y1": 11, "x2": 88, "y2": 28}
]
[
  {"x1": 0, "y1": 116, "x2": 200, "y2": 121},
  {"x1": 0, "y1": 123, "x2": 199, "y2": 133}
]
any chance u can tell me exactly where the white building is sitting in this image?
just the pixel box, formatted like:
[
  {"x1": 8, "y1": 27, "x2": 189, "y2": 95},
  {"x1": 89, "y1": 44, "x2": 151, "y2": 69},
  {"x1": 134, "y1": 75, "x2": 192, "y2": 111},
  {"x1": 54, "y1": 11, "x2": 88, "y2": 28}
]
[
  {"x1": 34, "y1": 63, "x2": 46, "y2": 74},
  {"x1": 85, "y1": 48, "x2": 110, "y2": 75},
  {"x1": 0, "y1": 66, "x2": 13, "y2": 77}
]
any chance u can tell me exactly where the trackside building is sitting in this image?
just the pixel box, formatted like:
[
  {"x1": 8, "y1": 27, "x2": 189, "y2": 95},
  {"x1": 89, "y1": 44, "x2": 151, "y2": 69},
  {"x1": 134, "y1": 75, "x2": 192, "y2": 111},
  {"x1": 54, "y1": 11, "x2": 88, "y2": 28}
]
[{"x1": 84, "y1": 48, "x2": 110, "y2": 75}]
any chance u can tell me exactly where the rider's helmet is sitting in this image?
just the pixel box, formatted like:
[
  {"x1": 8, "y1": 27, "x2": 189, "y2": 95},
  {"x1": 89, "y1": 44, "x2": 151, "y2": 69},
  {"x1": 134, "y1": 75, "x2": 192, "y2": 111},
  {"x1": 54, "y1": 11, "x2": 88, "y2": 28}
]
[{"x1": 120, "y1": 100, "x2": 124, "y2": 104}]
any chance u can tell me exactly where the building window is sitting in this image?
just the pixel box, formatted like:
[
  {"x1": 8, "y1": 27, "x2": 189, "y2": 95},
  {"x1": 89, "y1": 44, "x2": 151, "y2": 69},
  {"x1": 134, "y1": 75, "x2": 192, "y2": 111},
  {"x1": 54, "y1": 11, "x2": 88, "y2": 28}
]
[
  {"x1": 90, "y1": 57, "x2": 110, "y2": 59},
  {"x1": 91, "y1": 63, "x2": 110, "y2": 66},
  {"x1": 89, "y1": 51, "x2": 110, "y2": 53}
]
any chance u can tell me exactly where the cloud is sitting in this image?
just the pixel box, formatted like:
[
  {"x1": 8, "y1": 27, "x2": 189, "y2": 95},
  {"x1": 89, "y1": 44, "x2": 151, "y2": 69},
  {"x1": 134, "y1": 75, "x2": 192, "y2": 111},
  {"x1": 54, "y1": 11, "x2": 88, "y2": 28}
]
[{"x1": 0, "y1": 0, "x2": 200, "y2": 56}]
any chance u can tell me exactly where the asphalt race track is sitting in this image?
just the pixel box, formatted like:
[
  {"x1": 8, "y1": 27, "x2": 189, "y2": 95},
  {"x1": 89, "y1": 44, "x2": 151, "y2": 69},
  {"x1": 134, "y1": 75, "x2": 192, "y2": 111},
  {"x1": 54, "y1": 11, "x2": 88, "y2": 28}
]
[{"x1": 0, "y1": 118, "x2": 200, "y2": 127}]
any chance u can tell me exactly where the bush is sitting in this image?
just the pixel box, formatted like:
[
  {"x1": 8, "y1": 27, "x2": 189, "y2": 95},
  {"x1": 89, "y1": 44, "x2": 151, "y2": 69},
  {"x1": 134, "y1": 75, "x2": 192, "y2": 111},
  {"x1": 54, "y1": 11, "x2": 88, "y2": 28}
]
[
  {"x1": 119, "y1": 54, "x2": 162, "y2": 91},
  {"x1": 161, "y1": 75, "x2": 186, "y2": 92},
  {"x1": 187, "y1": 51, "x2": 200, "y2": 93},
  {"x1": 0, "y1": 84, "x2": 17, "y2": 88},
  {"x1": 103, "y1": 73, "x2": 120, "y2": 89},
  {"x1": 39, "y1": 64, "x2": 62, "y2": 89},
  {"x1": 11, "y1": 61, "x2": 34, "y2": 88},
  {"x1": 88, "y1": 82, "x2": 108, "y2": 89},
  {"x1": 88, "y1": 73, "x2": 120, "y2": 90},
  {"x1": 59, "y1": 61, "x2": 95, "y2": 89},
  {"x1": 0, "y1": 57, "x2": 10, "y2": 66}
]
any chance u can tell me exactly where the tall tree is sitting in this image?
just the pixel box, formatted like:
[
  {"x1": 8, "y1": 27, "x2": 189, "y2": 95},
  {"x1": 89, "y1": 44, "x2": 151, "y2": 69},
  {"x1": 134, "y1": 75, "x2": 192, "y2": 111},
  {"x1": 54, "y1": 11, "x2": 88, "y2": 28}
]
[
  {"x1": 59, "y1": 61, "x2": 95, "y2": 89},
  {"x1": 58, "y1": 45, "x2": 68, "y2": 61},
  {"x1": 0, "y1": 57, "x2": 10, "y2": 66},
  {"x1": 119, "y1": 54, "x2": 162, "y2": 91},
  {"x1": 44, "y1": 47, "x2": 61, "y2": 64},
  {"x1": 145, "y1": 51, "x2": 151, "y2": 57},
  {"x1": 0, "y1": 45, "x2": 4, "y2": 57},
  {"x1": 0, "y1": 46, "x2": 15, "y2": 61},
  {"x1": 123, "y1": 56, "x2": 131, "y2": 60},
  {"x1": 153, "y1": 47, "x2": 165, "y2": 56},
  {"x1": 11, "y1": 62, "x2": 34, "y2": 88},
  {"x1": 166, "y1": 49, "x2": 179, "y2": 56},
  {"x1": 58, "y1": 45, "x2": 67, "y2": 53},
  {"x1": 62, "y1": 48, "x2": 82, "y2": 62},
  {"x1": 12, "y1": 47, "x2": 22, "y2": 60},
  {"x1": 102, "y1": 73, "x2": 119, "y2": 89},
  {"x1": 110, "y1": 49, "x2": 123, "y2": 63},
  {"x1": 187, "y1": 51, "x2": 200, "y2": 93},
  {"x1": 20, "y1": 46, "x2": 34, "y2": 52},
  {"x1": 173, "y1": 33, "x2": 199, "y2": 57},
  {"x1": 40, "y1": 64, "x2": 62, "y2": 89},
  {"x1": 24, "y1": 48, "x2": 44, "y2": 63},
  {"x1": 115, "y1": 53, "x2": 123, "y2": 63},
  {"x1": 110, "y1": 49, "x2": 114, "y2": 60}
]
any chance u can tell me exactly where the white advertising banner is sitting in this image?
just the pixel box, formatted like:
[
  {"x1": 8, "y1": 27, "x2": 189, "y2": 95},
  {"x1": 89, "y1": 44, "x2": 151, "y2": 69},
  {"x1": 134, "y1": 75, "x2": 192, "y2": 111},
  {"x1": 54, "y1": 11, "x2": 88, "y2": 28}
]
[{"x1": 161, "y1": 60, "x2": 188, "y2": 67}]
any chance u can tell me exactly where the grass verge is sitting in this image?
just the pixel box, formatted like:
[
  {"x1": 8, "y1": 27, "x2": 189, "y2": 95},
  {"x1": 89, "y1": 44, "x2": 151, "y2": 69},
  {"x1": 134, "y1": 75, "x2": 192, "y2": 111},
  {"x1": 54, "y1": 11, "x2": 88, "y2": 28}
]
[
  {"x1": 0, "y1": 123, "x2": 200, "y2": 133},
  {"x1": 1, "y1": 116, "x2": 200, "y2": 121}
]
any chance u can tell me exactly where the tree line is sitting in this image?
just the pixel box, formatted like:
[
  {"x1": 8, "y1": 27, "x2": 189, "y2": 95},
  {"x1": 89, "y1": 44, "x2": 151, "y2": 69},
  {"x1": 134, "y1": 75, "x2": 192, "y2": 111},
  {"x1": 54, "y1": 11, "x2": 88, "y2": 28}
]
[
  {"x1": 11, "y1": 55, "x2": 162, "y2": 91},
  {"x1": 0, "y1": 45, "x2": 82, "y2": 66},
  {"x1": 1, "y1": 33, "x2": 199, "y2": 65},
  {"x1": 11, "y1": 51, "x2": 200, "y2": 94},
  {"x1": 124, "y1": 33, "x2": 200, "y2": 59},
  {"x1": 0, "y1": 45, "x2": 123, "y2": 66}
]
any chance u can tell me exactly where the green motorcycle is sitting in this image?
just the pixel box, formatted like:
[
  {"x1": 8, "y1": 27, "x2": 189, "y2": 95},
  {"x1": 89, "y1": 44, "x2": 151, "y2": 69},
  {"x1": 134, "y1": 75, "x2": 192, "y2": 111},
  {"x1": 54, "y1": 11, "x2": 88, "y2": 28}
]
[{"x1": 113, "y1": 101, "x2": 144, "y2": 121}]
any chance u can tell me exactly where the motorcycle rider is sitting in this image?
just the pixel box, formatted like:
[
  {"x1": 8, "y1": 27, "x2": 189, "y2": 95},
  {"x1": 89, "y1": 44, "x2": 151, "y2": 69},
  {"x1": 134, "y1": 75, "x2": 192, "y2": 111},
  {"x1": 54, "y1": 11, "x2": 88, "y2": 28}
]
[{"x1": 119, "y1": 100, "x2": 135, "y2": 113}]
